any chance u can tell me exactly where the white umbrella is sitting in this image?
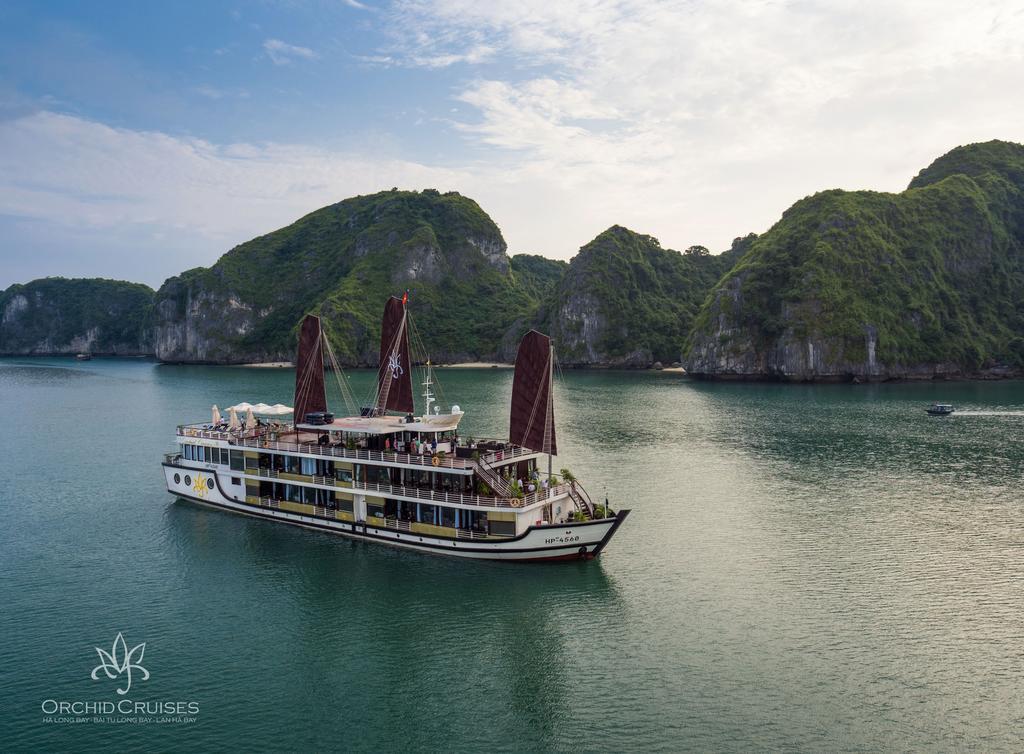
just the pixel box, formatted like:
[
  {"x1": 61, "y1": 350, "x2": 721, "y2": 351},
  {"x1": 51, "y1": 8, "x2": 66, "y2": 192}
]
[
  {"x1": 229, "y1": 401, "x2": 293, "y2": 416},
  {"x1": 228, "y1": 407, "x2": 240, "y2": 430},
  {"x1": 211, "y1": 404, "x2": 222, "y2": 424},
  {"x1": 245, "y1": 408, "x2": 256, "y2": 430}
]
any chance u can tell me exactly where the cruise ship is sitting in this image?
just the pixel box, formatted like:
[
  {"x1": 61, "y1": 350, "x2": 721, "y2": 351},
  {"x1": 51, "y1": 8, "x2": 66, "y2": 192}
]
[{"x1": 162, "y1": 296, "x2": 629, "y2": 561}]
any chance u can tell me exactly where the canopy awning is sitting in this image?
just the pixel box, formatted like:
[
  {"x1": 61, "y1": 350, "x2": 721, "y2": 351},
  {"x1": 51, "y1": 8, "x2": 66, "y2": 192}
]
[{"x1": 227, "y1": 402, "x2": 293, "y2": 416}]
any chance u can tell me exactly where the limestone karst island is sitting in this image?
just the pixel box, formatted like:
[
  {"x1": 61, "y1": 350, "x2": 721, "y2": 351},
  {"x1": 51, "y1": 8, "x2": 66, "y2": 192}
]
[{"x1": 4, "y1": 140, "x2": 1024, "y2": 382}]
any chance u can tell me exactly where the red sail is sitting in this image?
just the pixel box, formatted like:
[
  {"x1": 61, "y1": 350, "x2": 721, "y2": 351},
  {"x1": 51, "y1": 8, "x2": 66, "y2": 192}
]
[
  {"x1": 509, "y1": 330, "x2": 556, "y2": 455},
  {"x1": 376, "y1": 296, "x2": 414, "y2": 414},
  {"x1": 293, "y1": 314, "x2": 327, "y2": 423}
]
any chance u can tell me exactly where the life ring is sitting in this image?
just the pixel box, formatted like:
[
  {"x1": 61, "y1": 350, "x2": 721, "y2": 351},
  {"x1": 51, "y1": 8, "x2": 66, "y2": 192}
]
[
  {"x1": 432, "y1": 455, "x2": 441, "y2": 467},
  {"x1": 510, "y1": 498, "x2": 522, "y2": 507}
]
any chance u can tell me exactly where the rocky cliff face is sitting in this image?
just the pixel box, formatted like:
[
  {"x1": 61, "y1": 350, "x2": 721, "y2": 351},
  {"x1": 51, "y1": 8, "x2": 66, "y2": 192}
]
[
  {"x1": 685, "y1": 141, "x2": 1024, "y2": 380},
  {"x1": 537, "y1": 227, "x2": 740, "y2": 367},
  {"x1": 153, "y1": 189, "x2": 536, "y2": 365},
  {"x1": 0, "y1": 278, "x2": 154, "y2": 355}
]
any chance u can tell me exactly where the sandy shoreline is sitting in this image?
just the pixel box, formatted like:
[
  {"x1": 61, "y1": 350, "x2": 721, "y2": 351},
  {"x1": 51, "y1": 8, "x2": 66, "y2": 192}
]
[
  {"x1": 440, "y1": 362, "x2": 513, "y2": 368},
  {"x1": 230, "y1": 361, "x2": 680, "y2": 371}
]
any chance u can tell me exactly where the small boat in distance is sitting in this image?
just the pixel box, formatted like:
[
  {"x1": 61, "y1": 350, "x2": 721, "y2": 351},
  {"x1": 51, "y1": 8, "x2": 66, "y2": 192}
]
[
  {"x1": 926, "y1": 403, "x2": 955, "y2": 416},
  {"x1": 75, "y1": 352, "x2": 92, "y2": 361}
]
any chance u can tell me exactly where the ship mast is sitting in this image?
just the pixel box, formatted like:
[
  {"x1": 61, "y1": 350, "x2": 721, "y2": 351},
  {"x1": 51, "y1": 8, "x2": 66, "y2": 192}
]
[
  {"x1": 548, "y1": 341, "x2": 554, "y2": 483},
  {"x1": 422, "y1": 359, "x2": 435, "y2": 416}
]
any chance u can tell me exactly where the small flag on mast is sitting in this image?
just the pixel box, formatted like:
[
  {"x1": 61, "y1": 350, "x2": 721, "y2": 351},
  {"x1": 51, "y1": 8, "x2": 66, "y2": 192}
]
[{"x1": 402, "y1": 290, "x2": 409, "y2": 305}]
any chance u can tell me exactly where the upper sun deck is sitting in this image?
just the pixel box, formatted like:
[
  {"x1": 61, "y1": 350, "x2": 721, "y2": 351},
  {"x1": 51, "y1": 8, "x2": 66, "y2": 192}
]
[
  {"x1": 294, "y1": 411, "x2": 463, "y2": 435},
  {"x1": 175, "y1": 420, "x2": 536, "y2": 471}
]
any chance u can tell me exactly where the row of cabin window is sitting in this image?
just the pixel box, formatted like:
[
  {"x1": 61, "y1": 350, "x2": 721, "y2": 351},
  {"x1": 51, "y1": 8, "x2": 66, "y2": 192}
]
[
  {"x1": 254, "y1": 481, "x2": 514, "y2": 535},
  {"x1": 252, "y1": 452, "x2": 473, "y2": 491},
  {"x1": 258, "y1": 481, "x2": 346, "y2": 508},
  {"x1": 182, "y1": 444, "x2": 235, "y2": 466}
]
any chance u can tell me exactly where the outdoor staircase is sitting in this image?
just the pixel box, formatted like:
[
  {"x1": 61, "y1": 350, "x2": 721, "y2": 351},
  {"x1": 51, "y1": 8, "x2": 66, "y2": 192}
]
[
  {"x1": 472, "y1": 456, "x2": 513, "y2": 497},
  {"x1": 568, "y1": 485, "x2": 595, "y2": 520}
]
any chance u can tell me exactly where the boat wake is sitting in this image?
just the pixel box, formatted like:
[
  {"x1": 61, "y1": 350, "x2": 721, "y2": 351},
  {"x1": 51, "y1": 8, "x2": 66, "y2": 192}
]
[{"x1": 951, "y1": 410, "x2": 1024, "y2": 416}]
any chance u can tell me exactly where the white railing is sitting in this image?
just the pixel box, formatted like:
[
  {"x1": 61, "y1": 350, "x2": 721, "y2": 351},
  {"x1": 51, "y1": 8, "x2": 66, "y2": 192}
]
[
  {"x1": 479, "y1": 444, "x2": 533, "y2": 465},
  {"x1": 245, "y1": 476, "x2": 569, "y2": 511},
  {"x1": 177, "y1": 426, "x2": 234, "y2": 441},
  {"x1": 232, "y1": 436, "x2": 473, "y2": 470},
  {"x1": 456, "y1": 528, "x2": 511, "y2": 540},
  {"x1": 357, "y1": 480, "x2": 569, "y2": 509}
]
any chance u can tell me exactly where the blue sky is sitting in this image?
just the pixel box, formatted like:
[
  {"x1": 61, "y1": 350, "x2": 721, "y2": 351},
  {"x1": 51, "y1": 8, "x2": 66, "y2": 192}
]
[{"x1": 1, "y1": 0, "x2": 1023, "y2": 289}]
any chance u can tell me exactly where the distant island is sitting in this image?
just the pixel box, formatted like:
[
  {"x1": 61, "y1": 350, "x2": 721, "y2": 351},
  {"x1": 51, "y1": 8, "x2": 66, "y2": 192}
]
[{"x1": 3, "y1": 140, "x2": 1023, "y2": 382}]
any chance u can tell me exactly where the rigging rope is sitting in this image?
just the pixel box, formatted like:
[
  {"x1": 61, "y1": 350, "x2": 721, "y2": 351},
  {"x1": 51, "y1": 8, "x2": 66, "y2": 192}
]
[
  {"x1": 406, "y1": 311, "x2": 451, "y2": 415},
  {"x1": 321, "y1": 330, "x2": 358, "y2": 417}
]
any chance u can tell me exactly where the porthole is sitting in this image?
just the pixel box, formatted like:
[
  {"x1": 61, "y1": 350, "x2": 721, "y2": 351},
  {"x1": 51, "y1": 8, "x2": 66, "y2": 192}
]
[
  {"x1": 184, "y1": 475, "x2": 192, "y2": 486},
  {"x1": 174, "y1": 473, "x2": 181, "y2": 484},
  {"x1": 208, "y1": 477, "x2": 216, "y2": 490}
]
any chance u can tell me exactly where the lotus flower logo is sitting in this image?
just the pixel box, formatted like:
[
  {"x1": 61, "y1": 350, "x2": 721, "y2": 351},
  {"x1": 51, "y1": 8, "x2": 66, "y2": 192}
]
[
  {"x1": 192, "y1": 472, "x2": 207, "y2": 499},
  {"x1": 91, "y1": 632, "x2": 150, "y2": 695}
]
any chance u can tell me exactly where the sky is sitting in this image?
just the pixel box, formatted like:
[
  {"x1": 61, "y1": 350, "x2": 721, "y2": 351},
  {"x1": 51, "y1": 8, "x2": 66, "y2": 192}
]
[{"x1": 1, "y1": 0, "x2": 1022, "y2": 290}]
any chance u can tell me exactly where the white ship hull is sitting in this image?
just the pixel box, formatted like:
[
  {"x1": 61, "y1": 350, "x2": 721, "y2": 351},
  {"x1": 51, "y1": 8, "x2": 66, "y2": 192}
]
[{"x1": 163, "y1": 461, "x2": 628, "y2": 562}]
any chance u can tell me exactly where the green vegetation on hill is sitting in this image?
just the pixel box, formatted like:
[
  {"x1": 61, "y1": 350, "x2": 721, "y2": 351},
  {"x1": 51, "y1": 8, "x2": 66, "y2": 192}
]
[
  {"x1": 510, "y1": 254, "x2": 568, "y2": 301},
  {"x1": 9, "y1": 139, "x2": 1024, "y2": 378},
  {"x1": 154, "y1": 189, "x2": 547, "y2": 363},
  {"x1": 686, "y1": 140, "x2": 1024, "y2": 375},
  {"x1": 0, "y1": 278, "x2": 154, "y2": 354},
  {"x1": 545, "y1": 226, "x2": 737, "y2": 365}
]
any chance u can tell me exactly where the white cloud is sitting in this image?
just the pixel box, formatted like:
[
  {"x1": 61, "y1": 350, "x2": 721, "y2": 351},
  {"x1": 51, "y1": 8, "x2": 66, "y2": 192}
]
[
  {"x1": 0, "y1": 111, "x2": 470, "y2": 286},
  {"x1": 263, "y1": 38, "x2": 319, "y2": 65},
  {"x1": 411, "y1": 43, "x2": 495, "y2": 68},
  {"x1": 4, "y1": 1, "x2": 1024, "y2": 289},
  {"x1": 382, "y1": 0, "x2": 1024, "y2": 253}
]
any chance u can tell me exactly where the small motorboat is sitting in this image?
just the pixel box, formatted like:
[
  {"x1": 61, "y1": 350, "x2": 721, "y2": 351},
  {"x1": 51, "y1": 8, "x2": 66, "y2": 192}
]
[
  {"x1": 925, "y1": 403, "x2": 955, "y2": 416},
  {"x1": 75, "y1": 353, "x2": 92, "y2": 361}
]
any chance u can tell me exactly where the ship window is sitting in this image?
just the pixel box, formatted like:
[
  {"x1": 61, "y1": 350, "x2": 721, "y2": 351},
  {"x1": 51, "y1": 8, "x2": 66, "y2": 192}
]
[
  {"x1": 335, "y1": 468, "x2": 353, "y2": 483},
  {"x1": 301, "y1": 457, "x2": 316, "y2": 476},
  {"x1": 230, "y1": 451, "x2": 244, "y2": 471},
  {"x1": 490, "y1": 519, "x2": 515, "y2": 537},
  {"x1": 232, "y1": 477, "x2": 241, "y2": 485},
  {"x1": 208, "y1": 478, "x2": 215, "y2": 490},
  {"x1": 440, "y1": 506, "x2": 456, "y2": 528},
  {"x1": 284, "y1": 455, "x2": 301, "y2": 474},
  {"x1": 174, "y1": 473, "x2": 181, "y2": 484},
  {"x1": 184, "y1": 475, "x2": 192, "y2": 486},
  {"x1": 197, "y1": 446, "x2": 206, "y2": 463}
]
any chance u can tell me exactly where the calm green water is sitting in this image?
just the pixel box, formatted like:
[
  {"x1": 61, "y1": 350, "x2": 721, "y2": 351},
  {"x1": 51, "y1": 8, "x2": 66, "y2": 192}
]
[{"x1": 1, "y1": 358, "x2": 1022, "y2": 752}]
